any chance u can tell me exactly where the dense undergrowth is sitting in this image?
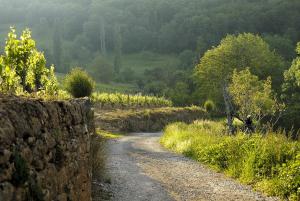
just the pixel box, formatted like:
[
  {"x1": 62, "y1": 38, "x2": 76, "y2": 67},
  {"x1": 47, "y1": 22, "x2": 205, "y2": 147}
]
[{"x1": 160, "y1": 120, "x2": 300, "y2": 200}]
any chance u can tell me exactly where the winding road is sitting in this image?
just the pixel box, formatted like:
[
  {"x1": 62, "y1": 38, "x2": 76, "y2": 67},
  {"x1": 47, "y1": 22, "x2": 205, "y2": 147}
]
[{"x1": 93, "y1": 132, "x2": 278, "y2": 201}]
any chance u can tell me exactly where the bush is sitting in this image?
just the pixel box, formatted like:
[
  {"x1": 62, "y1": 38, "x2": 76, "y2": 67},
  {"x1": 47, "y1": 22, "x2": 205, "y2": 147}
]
[
  {"x1": 161, "y1": 120, "x2": 300, "y2": 200},
  {"x1": 64, "y1": 68, "x2": 95, "y2": 98},
  {"x1": 0, "y1": 28, "x2": 58, "y2": 95},
  {"x1": 204, "y1": 100, "x2": 216, "y2": 112}
]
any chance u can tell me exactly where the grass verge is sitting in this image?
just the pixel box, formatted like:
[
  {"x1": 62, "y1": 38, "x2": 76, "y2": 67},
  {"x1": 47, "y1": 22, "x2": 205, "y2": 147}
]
[
  {"x1": 96, "y1": 129, "x2": 124, "y2": 139},
  {"x1": 160, "y1": 120, "x2": 300, "y2": 200}
]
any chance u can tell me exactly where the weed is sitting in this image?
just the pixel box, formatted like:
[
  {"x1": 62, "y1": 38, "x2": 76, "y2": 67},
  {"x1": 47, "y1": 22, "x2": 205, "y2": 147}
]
[
  {"x1": 27, "y1": 177, "x2": 44, "y2": 201},
  {"x1": 91, "y1": 134, "x2": 107, "y2": 180},
  {"x1": 12, "y1": 151, "x2": 29, "y2": 186}
]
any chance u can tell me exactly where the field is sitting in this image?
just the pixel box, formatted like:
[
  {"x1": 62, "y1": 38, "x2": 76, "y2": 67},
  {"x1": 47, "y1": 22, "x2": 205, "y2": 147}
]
[{"x1": 160, "y1": 120, "x2": 300, "y2": 200}]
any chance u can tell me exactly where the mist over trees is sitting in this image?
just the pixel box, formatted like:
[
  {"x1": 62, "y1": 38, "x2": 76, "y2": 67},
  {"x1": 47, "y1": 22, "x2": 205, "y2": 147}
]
[
  {"x1": 0, "y1": 0, "x2": 299, "y2": 71},
  {"x1": 1, "y1": 0, "x2": 300, "y2": 131}
]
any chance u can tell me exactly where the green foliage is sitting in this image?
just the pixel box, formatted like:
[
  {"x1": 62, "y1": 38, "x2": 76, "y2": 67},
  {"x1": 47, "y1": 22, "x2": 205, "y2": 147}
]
[
  {"x1": 92, "y1": 92, "x2": 172, "y2": 108},
  {"x1": 168, "y1": 82, "x2": 191, "y2": 106},
  {"x1": 204, "y1": 100, "x2": 216, "y2": 112},
  {"x1": 0, "y1": 28, "x2": 58, "y2": 95},
  {"x1": 263, "y1": 34, "x2": 296, "y2": 60},
  {"x1": 195, "y1": 33, "x2": 285, "y2": 107},
  {"x1": 179, "y1": 50, "x2": 195, "y2": 69},
  {"x1": 117, "y1": 68, "x2": 136, "y2": 83},
  {"x1": 0, "y1": 0, "x2": 299, "y2": 105},
  {"x1": 256, "y1": 154, "x2": 300, "y2": 200},
  {"x1": 53, "y1": 22, "x2": 62, "y2": 71},
  {"x1": 281, "y1": 42, "x2": 300, "y2": 132},
  {"x1": 114, "y1": 25, "x2": 122, "y2": 73},
  {"x1": 64, "y1": 68, "x2": 95, "y2": 98},
  {"x1": 161, "y1": 121, "x2": 300, "y2": 200},
  {"x1": 275, "y1": 154, "x2": 300, "y2": 200},
  {"x1": 95, "y1": 82, "x2": 138, "y2": 94},
  {"x1": 0, "y1": 56, "x2": 22, "y2": 93},
  {"x1": 88, "y1": 55, "x2": 114, "y2": 83},
  {"x1": 144, "y1": 81, "x2": 168, "y2": 96},
  {"x1": 229, "y1": 68, "x2": 284, "y2": 123},
  {"x1": 1, "y1": 0, "x2": 299, "y2": 61}
]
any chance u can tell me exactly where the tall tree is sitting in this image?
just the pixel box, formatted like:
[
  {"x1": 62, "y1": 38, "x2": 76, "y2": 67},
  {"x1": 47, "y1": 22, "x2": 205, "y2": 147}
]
[
  {"x1": 114, "y1": 25, "x2": 122, "y2": 74},
  {"x1": 229, "y1": 68, "x2": 283, "y2": 127},
  {"x1": 100, "y1": 17, "x2": 107, "y2": 56},
  {"x1": 281, "y1": 42, "x2": 300, "y2": 132},
  {"x1": 53, "y1": 21, "x2": 63, "y2": 72},
  {"x1": 195, "y1": 33, "x2": 285, "y2": 133}
]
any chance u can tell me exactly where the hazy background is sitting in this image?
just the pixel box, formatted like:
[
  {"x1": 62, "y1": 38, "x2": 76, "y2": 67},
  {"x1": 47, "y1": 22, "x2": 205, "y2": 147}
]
[{"x1": 1, "y1": 0, "x2": 299, "y2": 105}]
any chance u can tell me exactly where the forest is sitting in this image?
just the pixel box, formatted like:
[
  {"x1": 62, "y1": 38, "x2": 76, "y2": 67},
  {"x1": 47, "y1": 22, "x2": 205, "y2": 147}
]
[
  {"x1": 2, "y1": 0, "x2": 299, "y2": 130},
  {"x1": 1, "y1": 0, "x2": 300, "y2": 105}
]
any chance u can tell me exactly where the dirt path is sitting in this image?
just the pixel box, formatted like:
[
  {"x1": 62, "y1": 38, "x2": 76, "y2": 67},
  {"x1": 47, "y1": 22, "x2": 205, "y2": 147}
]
[{"x1": 93, "y1": 132, "x2": 279, "y2": 201}]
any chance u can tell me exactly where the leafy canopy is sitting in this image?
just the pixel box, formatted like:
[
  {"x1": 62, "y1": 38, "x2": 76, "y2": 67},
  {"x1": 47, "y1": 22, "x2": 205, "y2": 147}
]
[
  {"x1": 195, "y1": 33, "x2": 284, "y2": 106},
  {"x1": 229, "y1": 68, "x2": 283, "y2": 123},
  {"x1": 281, "y1": 42, "x2": 300, "y2": 130}
]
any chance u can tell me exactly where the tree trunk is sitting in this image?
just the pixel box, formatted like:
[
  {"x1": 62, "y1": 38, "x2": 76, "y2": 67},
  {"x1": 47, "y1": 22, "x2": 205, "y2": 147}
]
[
  {"x1": 114, "y1": 25, "x2": 122, "y2": 74},
  {"x1": 100, "y1": 18, "x2": 106, "y2": 56},
  {"x1": 222, "y1": 82, "x2": 235, "y2": 134}
]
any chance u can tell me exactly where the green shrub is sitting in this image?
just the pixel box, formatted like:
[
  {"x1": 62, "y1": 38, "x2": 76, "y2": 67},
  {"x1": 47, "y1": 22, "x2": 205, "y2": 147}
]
[
  {"x1": 64, "y1": 68, "x2": 95, "y2": 98},
  {"x1": 0, "y1": 28, "x2": 58, "y2": 95},
  {"x1": 161, "y1": 120, "x2": 300, "y2": 199},
  {"x1": 271, "y1": 154, "x2": 300, "y2": 200},
  {"x1": 204, "y1": 100, "x2": 216, "y2": 112}
]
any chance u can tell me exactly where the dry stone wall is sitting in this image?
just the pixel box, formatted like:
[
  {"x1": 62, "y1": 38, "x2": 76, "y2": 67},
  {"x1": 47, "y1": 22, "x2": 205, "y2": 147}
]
[
  {"x1": 0, "y1": 95, "x2": 94, "y2": 201},
  {"x1": 95, "y1": 107, "x2": 208, "y2": 132}
]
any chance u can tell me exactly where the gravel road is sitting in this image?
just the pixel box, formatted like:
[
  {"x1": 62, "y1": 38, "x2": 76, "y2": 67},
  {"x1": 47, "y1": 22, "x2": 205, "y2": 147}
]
[{"x1": 93, "y1": 132, "x2": 279, "y2": 201}]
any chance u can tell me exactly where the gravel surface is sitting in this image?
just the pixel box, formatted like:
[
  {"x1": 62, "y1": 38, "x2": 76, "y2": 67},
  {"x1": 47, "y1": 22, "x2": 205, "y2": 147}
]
[{"x1": 93, "y1": 132, "x2": 279, "y2": 201}]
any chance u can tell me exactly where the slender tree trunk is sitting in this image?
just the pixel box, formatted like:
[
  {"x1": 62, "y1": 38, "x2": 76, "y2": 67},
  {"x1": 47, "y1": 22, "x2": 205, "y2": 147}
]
[
  {"x1": 222, "y1": 82, "x2": 235, "y2": 134},
  {"x1": 100, "y1": 18, "x2": 106, "y2": 56},
  {"x1": 114, "y1": 25, "x2": 122, "y2": 74},
  {"x1": 53, "y1": 19, "x2": 62, "y2": 71}
]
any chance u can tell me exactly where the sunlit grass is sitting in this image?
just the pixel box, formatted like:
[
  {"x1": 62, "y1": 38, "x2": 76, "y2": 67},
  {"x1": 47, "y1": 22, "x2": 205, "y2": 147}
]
[
  {"x1": 96, "y1": 129, "x2": 124, "y2": 139},
  {"x1": 161, "y1": 120, "x2": 300, "y2": 200}
]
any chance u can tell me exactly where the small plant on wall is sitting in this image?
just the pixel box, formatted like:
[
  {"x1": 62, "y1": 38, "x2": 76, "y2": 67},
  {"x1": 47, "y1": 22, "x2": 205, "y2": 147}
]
[{"x1": 0, "y1": 27, "x2": 58, "y2": 96}]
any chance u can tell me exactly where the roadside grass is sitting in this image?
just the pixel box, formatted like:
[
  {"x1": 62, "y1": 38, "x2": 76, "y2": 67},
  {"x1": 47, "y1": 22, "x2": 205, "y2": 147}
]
[
  {"x1": 96, "y1": 129, "x2": 124, "y2": 139},
  {"x1": 91, "y1": 133, "x2": 107, "y2": 180},
  {"x1": 160, "y1": 120, "x2": 300, "y2": 200}
]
